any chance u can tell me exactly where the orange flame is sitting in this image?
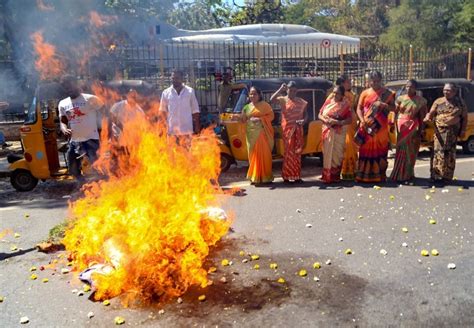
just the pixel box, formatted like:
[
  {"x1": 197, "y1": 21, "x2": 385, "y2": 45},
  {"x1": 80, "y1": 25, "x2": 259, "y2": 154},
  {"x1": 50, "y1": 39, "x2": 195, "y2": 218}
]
[
  {"x1": 89, "y1": 11, "x2": 117, "y2": 29},
  {"x1": 63, "y1": 87, "x2": 230, "y2": 304},
  {"x1": 36, "y1": 0, "x2": 54, "y2": 11},
  {"x1": 31, "y1": 32, "x2": 66, "y2": 80}
]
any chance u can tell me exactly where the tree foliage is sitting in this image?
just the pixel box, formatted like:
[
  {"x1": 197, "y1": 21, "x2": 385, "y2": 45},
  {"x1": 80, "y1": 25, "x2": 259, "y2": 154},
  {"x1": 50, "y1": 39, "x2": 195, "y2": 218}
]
[
  {"x1": 229, "y1": 0, "x2": 286, "y2": 26},
  {"x1": 167, "y1": 0, "x2": 231, "y2": 30},
  {"x1": 380, "y1": 0, "x2": 469, "y2": 49}
]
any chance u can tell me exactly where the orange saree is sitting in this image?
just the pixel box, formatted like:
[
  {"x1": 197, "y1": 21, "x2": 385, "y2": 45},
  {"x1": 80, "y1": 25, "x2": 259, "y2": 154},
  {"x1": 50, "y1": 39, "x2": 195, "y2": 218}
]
[{"x1": 244, "y1": 101, "x2": 274, "y2": 184}]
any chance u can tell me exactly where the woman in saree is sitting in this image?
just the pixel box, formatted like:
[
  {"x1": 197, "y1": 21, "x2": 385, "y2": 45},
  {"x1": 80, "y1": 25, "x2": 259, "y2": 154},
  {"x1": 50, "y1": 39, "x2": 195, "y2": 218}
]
[
  {"x1": 270, "y1": 81, "x2": 308, "y2": 183},
  {"x1": 318, "y1": 86, "x2": 352, "y2": 183},
  {"x1": 424, "y1": 83, "x2": 467, "y2": 184},
  {"x1": 390, "y1": 80, "x2": 427, "y2": 182},
  {"x1": 327, "y1": 75, "x2": 358, "y2": 180},
  {"x1": 355, "y1": 71, "x2": 395, "y2": 183},
  {"x1": 241, "y1": 86, "x2": 275, "y2": 185}
]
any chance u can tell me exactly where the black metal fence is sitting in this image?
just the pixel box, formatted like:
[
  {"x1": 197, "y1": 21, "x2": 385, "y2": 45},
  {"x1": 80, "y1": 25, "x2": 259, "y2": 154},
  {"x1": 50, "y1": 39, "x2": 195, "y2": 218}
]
[
  {"x1": 85, "y1": 41, "x2": 472, "y2": 112},
  {"x1": 1, "y1": 42, "x2": 472, "y2": 122}
]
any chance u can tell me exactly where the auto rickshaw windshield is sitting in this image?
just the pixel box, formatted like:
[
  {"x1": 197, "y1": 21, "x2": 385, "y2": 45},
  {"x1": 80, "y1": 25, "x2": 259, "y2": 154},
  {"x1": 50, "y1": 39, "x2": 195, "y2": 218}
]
[
  {"x1": 233, "y1": 88, "x2": 248, "y2": 113},
  {"x1": 24, "y1": 97, "x2": 37, "y2": 125}
]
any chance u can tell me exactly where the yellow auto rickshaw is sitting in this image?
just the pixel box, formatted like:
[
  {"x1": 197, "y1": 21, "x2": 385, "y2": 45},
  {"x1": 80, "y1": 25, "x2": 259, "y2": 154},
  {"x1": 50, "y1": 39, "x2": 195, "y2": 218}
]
[
  {"x1": 218, "y1": 77, "x2": 334, "y2": 171},
  {"x1": 386, "y1": 78, "x2": 474, "y2": 154},
  {"x1": 7, "y1": 82, "x2": 71, "y2": 191},
  {"x1": 8, "y1": 80, "x2": 155, "y2": 191}
]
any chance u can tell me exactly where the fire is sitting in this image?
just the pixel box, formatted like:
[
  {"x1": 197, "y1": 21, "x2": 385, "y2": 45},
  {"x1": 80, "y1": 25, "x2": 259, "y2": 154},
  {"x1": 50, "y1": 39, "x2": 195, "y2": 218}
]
[
  {"x1": 36, "y1": 0, "x2": 54, "y2": 11},
  {"x1": 89, "y1": 11, "x2": 117, "y2": 29},
  {"x1": 31, "y1": 32, "x2": 65, "y2": 80},
  {"x1": 63, "y1": 87, "x2": 230, "y2": 304}
]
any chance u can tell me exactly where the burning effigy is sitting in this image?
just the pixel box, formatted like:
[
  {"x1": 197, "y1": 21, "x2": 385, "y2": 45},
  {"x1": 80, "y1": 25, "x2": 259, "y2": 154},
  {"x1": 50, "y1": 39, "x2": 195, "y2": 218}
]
[{"x1": 62, "y1": 89, "x2": 231, "y2": 304}]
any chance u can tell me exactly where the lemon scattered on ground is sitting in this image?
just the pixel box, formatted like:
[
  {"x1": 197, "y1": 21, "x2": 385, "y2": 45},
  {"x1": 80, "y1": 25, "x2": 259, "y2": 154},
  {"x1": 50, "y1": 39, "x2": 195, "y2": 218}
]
[
  {"x1": 251, "y1": 254, "x2": 260, "y2": 261},
  {"x1": 298, "y1": 269, "x2": 307, "y2": 277},
  {"x1": 313, "y1": 262, "x2": 321, "y2": 269},
  {"x1": 30, "y1": 274, "x2": 37, "y2": 280},
  {"x1": 103, "y1": 300, "x2": 111, "y2": 306},
  {"x1": 114, "y1": 316, "x2": 125, "y2": 325},
  {"x1": 431, "y1": 249, "x2": 439, "y2": 256},
  {"x1": 345, "y1": 248, "x2": 353, "y2": 255},
  {"x1": 269, "y1": 263, "x2": 278, "y2": 269},
  {"x1": 421, "y1": 249, "x2": 429, "y2": 256},
  {"x1": 253, "y1": 264, "x2": 260, "y2": 270},
  {"x1": 42, "y1": 278, "x2": 49, "y2": 283},
  {"x1": 401, "y1": 227, "x2": 409, "y2": 233},
  {"x1": 277, "y1": 277, "x2": 286, "y2": 283},
  {"x1": 429, "y1": 219, "x2": 437, "y2": 224},
  {"x1": 198, "y1": 295, "x2": 206, "y2": 302},
  {"x1": 221, "y1": 259, "x2": 230, "y2": 266}
]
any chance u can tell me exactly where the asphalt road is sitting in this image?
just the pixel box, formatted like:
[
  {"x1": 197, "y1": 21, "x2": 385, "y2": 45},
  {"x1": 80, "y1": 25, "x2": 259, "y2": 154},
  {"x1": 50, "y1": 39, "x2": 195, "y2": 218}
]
[{"x1": 1, "y1": 150, "x2": 473, "y2": 327}]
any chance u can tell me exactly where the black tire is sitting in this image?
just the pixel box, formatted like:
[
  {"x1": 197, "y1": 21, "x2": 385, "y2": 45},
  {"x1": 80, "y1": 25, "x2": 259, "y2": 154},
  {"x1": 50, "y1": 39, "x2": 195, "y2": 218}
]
[
  {"x1": 220, "y1": 153, "x2": 233, "y2": 173},
  {"x1": 10, "y1": 169, "x2": 39, "y2": 192},
  {"x1": 462, "y1": 136, "x2": 474, "y2": 155}
]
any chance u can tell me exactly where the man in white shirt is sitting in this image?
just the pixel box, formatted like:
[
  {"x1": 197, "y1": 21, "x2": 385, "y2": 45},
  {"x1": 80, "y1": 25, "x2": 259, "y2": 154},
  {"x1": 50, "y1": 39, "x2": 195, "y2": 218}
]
[
  {"x1": 160, "y1": 70, "x2": 200, "y2": 136},
  {"x1": 109, "y1": 87, "x2": 145, "y2": 141},
  {"x1": 59, "y1": 75, "x2": 104, "y2": 180}
]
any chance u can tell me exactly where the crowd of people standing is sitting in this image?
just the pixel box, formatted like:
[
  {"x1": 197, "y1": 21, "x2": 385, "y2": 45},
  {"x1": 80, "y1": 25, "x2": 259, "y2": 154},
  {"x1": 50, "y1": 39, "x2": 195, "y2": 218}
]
[
  {"x1": 242, "y1": 71, "x2": 468, "y2": 187},
  {"x1": 56, "y1": 69, "x2": 467, "y2": 187}
]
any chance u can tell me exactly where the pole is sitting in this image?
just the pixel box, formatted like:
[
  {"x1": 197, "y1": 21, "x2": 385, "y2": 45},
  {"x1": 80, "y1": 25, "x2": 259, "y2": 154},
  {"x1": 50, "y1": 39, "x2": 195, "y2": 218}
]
[
  {"x1": 256, "y1": 41, "x2": 261, "y2": 78},
  {"x1": 467, "y1": 48, "x2": 472, "y2": 80},
  {"x1": 339, "y1": 42, "x2": 344, "y2": 75},
  {"x1": 159, "y1": 42, "x2": 164, "y2": 88},
  {"x1": 408, "y1": 44, "x2": 413, "y2": 79}
]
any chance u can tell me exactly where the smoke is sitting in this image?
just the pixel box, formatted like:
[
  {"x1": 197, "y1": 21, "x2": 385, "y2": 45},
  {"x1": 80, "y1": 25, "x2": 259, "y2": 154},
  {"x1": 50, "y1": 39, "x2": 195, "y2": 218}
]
[{"x1": 0, "y1": 0, "x2": 157, "y2": 114}]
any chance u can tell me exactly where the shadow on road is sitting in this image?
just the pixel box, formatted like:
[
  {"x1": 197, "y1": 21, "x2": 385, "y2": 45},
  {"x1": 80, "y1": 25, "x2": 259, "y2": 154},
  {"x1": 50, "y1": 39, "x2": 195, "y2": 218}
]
[
  {"x1": 0, "y1": 247, "x2": 36, "y2": 261},
  {"x1": 110, "y1": 235, "x2": 368, "y2": 325}
]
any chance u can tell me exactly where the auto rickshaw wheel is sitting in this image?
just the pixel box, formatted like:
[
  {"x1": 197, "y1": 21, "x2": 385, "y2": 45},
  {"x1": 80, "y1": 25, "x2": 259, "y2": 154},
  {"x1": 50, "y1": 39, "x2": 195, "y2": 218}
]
[
  {"x1": 462, "y1": 136, "x2": 474, "y2": 154},
  {"x1": 220, "y1": 153, "x2": 233, "y2": 173},
  {"x1": 11, "y1": 169, "x2": 39, "y2": 192}
]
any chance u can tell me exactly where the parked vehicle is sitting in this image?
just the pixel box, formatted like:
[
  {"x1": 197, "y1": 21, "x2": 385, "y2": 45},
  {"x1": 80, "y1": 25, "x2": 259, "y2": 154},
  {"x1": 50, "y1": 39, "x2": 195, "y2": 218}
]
[
  {"x1": 218, "y1": 77, "x2": 333, "y2": 172},
  {"x1": 7, "y1": 80, "x2": 153, "y2": 191},
  {"x1": 386, "y1": 78, "x2": 474, "y2": 154}
]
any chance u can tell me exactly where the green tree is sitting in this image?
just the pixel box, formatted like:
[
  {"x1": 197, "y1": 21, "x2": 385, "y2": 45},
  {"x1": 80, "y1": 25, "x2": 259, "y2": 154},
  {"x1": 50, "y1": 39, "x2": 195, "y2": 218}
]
[
  {"x1": 453, "y1": 0, "x2": 474, "y2": 49},
  {"x1": 104, "y1": 0, "x2": 175, "y2": 21},
  {"x1": 380, "y1": 0, "x2": 464, "y2": 49},
  {"x1": 280, "y1": 0, "x2": 399, "y2": 48},
  {"x1": 282, "y1": 0, "x2": 333, "y2": 32},
  {"x1": 229, "y1": 0, "x2": 286, "y2": 26},
  {"x1": 167, "y1": 0, "x2": 231, "y2": 30}
]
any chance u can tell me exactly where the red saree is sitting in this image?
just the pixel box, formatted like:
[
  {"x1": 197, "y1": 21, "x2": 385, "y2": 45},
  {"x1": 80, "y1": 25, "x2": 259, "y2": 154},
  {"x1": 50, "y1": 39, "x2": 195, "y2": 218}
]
[
  {"x1": 279, "y1": 96, "x2": 307, "y2": 181},
  {"x1": 355, "y1": 87, "x2": 395, "y2": 183}
]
